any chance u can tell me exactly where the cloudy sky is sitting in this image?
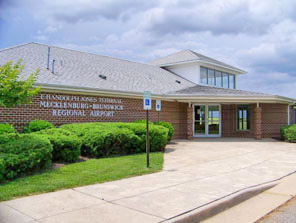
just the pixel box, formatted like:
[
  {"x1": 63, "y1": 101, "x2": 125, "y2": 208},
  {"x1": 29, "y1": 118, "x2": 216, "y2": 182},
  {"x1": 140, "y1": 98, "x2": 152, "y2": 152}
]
[{"x1": 0, "y1": 0, "x2": 296, "y2": 98}]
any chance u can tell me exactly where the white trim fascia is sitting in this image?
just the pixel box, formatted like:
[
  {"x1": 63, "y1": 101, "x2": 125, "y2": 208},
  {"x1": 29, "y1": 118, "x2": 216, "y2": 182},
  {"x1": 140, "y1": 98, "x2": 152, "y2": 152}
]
[
  {"x1": 36, "y1": 83, "x2": 295, "y2": 104},
  {"x1": 158, "y1": 59, "x2": 246, "y2": 75},
  {"x1": 174, "y1": 98, "x2": 292, "y2": 104},
  {"x1": 37, "y1": 83, "x2": 172, "y2": 101},
  {"x1": 165, "y1": 95, "x2": 295, "y2": 103}
]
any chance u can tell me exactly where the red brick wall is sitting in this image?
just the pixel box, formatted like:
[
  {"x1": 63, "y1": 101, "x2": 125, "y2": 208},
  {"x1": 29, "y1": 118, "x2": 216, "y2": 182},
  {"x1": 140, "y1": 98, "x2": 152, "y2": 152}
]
[
  {"x1": 186, "y1": 106, "x2": 193, "y2": 139},
  {"x1": 1, "y1": 93, "x2": 291, "y2": 140},
  {"x1": 0, "y1": 92, "x2": 188, "y2": 139},
  {"x1": 261, "y1": 103, "x2": 289, "y2": 138},
  {"x1": 221, "y1": 104, "x2": 255, "y2": 138},
  {"x1": 222, "y1": 103, "x2": 289, "y2": 138}
]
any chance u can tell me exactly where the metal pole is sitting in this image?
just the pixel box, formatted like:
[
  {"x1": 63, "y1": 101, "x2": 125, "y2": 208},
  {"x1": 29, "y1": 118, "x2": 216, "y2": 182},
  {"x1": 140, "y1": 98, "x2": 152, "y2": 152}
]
[
  {"x1": 47, "y1": 47, "x2": 50, "y2": 69},
  {"x1": 146, "y1": 110, "x2": 149, "y2": 168},
  {"x1": 52, "y1": 59, "x2": 55, "y2": 74},
  {"x1": 158, "y1": 111, "x2": 160, "y2": 123}
]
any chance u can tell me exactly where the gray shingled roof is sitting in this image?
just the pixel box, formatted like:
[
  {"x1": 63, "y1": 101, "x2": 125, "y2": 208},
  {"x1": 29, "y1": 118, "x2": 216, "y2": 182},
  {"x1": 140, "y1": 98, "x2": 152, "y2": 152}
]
[
  {"x1": 0, "y1": 43, "x2": 291, "y2": 101},
  {"x1": 0, "y1": 43, "x2": 195, "y2": 95},
  {"x1": 149, "y1": 50, "x2": 245, "y2": 73},
  {"x1": 168, "y1": 85, "x2": 271, "y2": 97}
]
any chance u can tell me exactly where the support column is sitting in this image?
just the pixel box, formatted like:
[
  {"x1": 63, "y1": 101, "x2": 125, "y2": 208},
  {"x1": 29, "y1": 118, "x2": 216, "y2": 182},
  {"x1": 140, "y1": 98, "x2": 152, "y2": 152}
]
[
  {"x1": 254, "y1": 105, "x2": 262, "y2": 139},
  {"x1": 186, "y1": 104, "x2": 193, "y2": 139}
]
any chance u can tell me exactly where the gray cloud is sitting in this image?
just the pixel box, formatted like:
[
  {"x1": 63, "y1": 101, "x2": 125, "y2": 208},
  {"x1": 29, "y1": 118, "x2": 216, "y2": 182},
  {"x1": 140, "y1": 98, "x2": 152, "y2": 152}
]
[
  {"x1": 32, "y1": 0, "x2": 157, "y2": 24},
  {"x1": 142, "y1": 0, "x2": 295, "y2": 36},
  {"x1": 1, "y1": 0, "x2": 296, "y2": 98}
]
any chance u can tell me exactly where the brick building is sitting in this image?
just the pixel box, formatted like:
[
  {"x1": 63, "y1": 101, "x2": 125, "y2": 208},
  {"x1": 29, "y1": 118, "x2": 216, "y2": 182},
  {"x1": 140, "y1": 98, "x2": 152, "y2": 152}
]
[{"x1": 0, "y1": 43, "x2": 295, "y2": 139}]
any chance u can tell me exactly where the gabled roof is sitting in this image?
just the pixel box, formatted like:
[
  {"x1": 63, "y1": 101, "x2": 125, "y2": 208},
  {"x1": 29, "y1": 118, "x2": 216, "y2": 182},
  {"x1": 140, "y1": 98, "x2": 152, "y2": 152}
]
[
  {"x1": 149, "y1": 50, "x2": 246, "y2": 74},
  {"x1": 0, "y1": 43, "x2": 195, "y2": 95},
  {"x1": 0, "y1": 43, "x2": 293, "y2": 103}
]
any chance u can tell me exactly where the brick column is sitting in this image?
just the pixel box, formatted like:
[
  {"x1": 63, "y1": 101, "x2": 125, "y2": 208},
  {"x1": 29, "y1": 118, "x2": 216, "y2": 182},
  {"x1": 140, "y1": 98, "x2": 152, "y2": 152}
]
[
  {"x1": 186, "y1": 105, "x2": 193, "y2": 139},
  {"x1": 254, "y1": 106, "x2": 262, "y2": 139}
]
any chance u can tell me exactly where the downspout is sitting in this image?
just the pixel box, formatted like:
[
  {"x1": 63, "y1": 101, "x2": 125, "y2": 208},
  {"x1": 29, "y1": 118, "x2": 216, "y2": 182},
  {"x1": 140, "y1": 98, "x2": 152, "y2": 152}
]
[
  {"x1": 288, "y1": 105, "x2": 290, "y2": 125},
  {"x1": 288, "y1": 104, "x2": 293, "y2": 125}
]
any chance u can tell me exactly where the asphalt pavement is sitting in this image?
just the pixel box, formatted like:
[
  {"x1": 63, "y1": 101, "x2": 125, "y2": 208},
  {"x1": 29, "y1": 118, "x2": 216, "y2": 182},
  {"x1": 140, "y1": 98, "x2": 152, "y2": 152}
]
[{"x1": 257, "y1": 197, "x2": 296, "y2": 223}]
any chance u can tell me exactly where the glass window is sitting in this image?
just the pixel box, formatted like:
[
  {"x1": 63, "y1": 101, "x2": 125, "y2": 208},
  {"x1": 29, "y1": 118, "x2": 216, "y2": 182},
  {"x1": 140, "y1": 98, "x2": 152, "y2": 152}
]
[
  {"x1": 229, "y1": 74, "x2": 235, "y2": 89},
  {"x1": 237, "y1": 105, "x2": 250, "y2": 130},
  {"x1": 194, "y1": 105, "x2": 206, "y2": 135},
  {"x1": 200, "y1": 67, "x2": 237, "y2": 89},
  {"x1": 222, "y1": 73, "x2": 229, "y2": 88},
  {"x1": 208, "y1": 69, "x2": 215, "y2": 86},
  {"x1": 200, "y1": 67, "x2": 208, "y2": 85},
  {"x1": 215, "y1": 71, "x2": 222, "y2": 87},
  {"x1": 208, "y1": 105, "x2": 220, "y2": 135}
]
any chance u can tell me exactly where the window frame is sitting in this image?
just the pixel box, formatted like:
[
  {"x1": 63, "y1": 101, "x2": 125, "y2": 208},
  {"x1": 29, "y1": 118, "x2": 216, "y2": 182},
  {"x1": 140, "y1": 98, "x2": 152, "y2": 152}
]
[
  {"x1": 236, "y1": 105, "x2": 251, "y2": 131},
  {"x1": 229, "y1": 74, "x2": 235, "y2": 89},
  {"x1": 200, "y1": 66, "x2": 236, "y2": 89},
  {"x1": 222, "y1": 72, "x2": 229, "y2": 88},
  {"x1": 208, "y1": 69, "x2": 215, "y2": 86},
  {"x1": 200, "y1": 67, "x2": 208, "y2": 85},
  {"x1": 215, "y1": 70, "x2": 222, "y2": 87}
]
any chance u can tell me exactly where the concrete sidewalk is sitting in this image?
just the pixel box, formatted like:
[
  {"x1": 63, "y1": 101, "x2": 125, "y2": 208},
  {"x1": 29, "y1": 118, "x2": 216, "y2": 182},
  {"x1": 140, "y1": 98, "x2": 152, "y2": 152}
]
[
  {"x1": 1, "y1": 138, "x2": 296, "y2": 223},
  {"x1": 204, "y1": 173, "x2": 296, "y2": 223}
]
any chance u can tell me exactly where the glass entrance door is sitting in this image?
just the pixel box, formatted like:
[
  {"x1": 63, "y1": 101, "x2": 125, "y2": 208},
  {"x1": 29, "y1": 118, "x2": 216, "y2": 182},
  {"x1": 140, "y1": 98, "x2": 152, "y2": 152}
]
[
  {"x1": 193, "y1": 104, "x2": 221, "y2": 137},
  {"x1": 194, "y1": 105, "x2": 206, "y2": 136},
  {"x1": 208, "y1": 105, "x2": 220, "y2": 136}
]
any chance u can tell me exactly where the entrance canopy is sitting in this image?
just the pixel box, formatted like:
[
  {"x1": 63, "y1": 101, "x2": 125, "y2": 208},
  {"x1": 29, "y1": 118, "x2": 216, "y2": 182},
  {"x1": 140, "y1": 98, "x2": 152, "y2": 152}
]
[{"x1": 165, "y1": 85, "x2": 295, "y2": 104}]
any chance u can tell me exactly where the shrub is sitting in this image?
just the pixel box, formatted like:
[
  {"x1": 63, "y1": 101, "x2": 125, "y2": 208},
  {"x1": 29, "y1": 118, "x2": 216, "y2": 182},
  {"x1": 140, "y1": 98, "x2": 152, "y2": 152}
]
[
  {"x1": 0, "y1": 134, "x2": 52, "y2": 182},
  {"x1": 135, "y1": 120, "x2": 174, "y2": 141},
  {"x1": 0, "y1": 123, "x2": 16, "y2": 134},
  {"x1": 134, "y1": 120, "x2": 153, "y2": 124},
  {"x1": 115, "y1": 123, "x2": 168, "y2": 151},
  {"x1": 22, "y1": 120, "x2": 55, "y2": 133},
  {"x1": 154, "y1": 121, "x2": 174, "y2": 141},
  {"x1": 61, "y1": 122, "x2": 169, "y2": 157},
  {"x1": 84, "y1": 127, "x2": 141, "y2": 157},
  {"x1": 34, "y1": 128, "x2": 81, "y2": 163},
  {"x1": 62, "y1": 123, "x2": 142, "y2": 157},
  {"x1": 280, "y1": 124, "x2": 296, "y2": 142},
  {"x1": 280, "y1": 125, "x2": 289, "y2": 140}
]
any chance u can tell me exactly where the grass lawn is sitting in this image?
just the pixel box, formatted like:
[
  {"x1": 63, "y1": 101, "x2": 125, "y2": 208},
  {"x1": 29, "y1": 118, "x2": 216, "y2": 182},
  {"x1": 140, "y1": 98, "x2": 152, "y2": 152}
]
[{"x1": 0, "y1": 152, "x2": 164, "y2": 201}]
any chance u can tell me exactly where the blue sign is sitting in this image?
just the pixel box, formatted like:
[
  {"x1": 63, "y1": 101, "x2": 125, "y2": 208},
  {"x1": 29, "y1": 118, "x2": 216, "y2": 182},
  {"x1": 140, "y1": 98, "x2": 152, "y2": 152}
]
[
  {"x1": 143, "y1": 91, "x2": 152, "y2": 110},
  {"x1": 156, "y1": 100, "x2": 161, "y2": 111}
]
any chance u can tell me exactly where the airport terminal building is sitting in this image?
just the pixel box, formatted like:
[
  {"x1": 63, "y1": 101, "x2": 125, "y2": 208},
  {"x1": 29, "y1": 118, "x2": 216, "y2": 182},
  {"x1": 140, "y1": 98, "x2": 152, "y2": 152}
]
[{"x1": 0, "y1": 43, "x2": 295, "y2": 139}]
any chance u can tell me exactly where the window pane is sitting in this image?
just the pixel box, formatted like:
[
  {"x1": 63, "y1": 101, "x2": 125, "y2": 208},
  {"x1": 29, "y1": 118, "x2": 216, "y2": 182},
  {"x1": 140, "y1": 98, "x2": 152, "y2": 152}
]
[
  {"x1": 229, "y1": 74, "x2": 235, "y2": 89},
  {"x1": 222, "y1": 73, "x2": 229, "y2": 88},
  {"x1": 215, "y1": 71, "x2": 222, "y2": 87},
  {"x1": 208, "y1": 69, "x2": 215, "y2": 86},
  {"x1": 208, "y1": 105, "x2": 220, "y2": 135},
  {"x1": 200, "y1": 67, "x2": 208, "y2": 85},
  {"x1": 237, "y1": 105, "x2": 250, "y2": 130},
  {"x1": 194, "y1": 105, "x2": 206, "y2": 135}
]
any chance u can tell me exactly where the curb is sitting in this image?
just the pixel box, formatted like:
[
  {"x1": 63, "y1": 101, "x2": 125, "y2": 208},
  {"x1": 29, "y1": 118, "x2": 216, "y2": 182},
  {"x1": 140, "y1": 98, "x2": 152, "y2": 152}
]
[{"x1": 163, "y1": 182, "x2": 277, "y2": 223}]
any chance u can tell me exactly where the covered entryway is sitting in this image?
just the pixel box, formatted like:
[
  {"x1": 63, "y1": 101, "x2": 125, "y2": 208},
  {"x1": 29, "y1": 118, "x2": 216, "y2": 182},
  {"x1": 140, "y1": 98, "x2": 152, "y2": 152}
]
[
  {"x1": 193, "y1": 104, "x2": 221, "y2": 137},
  {"x1": 185, "y1": 102, "x2": 292, "y2": 140}
]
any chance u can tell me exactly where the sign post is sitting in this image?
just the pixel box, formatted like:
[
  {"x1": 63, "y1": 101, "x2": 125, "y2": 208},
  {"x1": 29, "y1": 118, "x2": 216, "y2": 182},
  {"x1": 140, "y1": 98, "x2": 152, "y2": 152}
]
[
  {"x1": 143, "y1": 91, "x2": 152, "y2": 168},
  {"x1": 156, "y1": 100, "x2": 161, "y2": 123}
]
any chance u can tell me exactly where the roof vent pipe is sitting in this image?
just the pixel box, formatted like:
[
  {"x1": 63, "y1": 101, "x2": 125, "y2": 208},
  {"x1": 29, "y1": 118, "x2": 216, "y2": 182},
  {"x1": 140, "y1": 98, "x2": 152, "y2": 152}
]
[
  {"x1": 99, "y1": 74, "x2": 107, "y2": 80},
  {"x1": 47, "y1": 47, "x2": 51, "y2": 69},
  {"x1": 52, "y1": 59, "x2": 55, "y2": 74}
]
